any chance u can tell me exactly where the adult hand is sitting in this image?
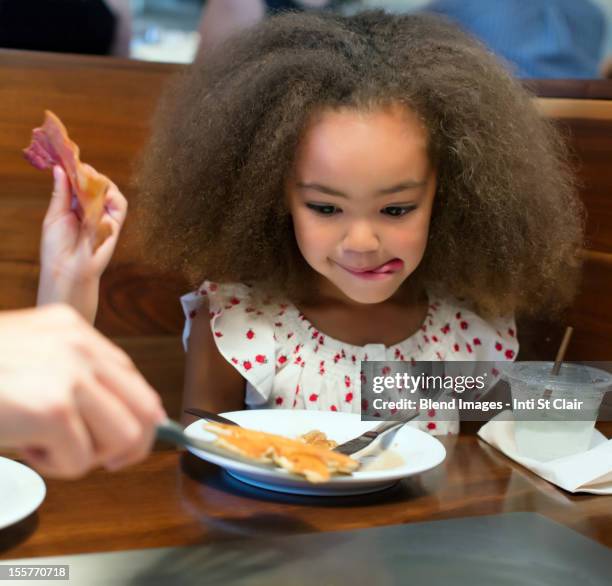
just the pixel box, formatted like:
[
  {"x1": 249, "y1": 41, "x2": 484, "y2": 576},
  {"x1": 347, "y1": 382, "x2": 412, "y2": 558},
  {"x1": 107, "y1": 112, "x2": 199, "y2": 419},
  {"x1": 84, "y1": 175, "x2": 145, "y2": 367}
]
[{"x1": 0, "y1": 305, "x2": 166, "y2": 479}]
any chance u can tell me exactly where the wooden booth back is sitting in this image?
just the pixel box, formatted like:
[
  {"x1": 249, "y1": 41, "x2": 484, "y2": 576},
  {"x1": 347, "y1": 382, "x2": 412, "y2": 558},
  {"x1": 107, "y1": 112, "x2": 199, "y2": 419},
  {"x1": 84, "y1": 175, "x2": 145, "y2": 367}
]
[
  {"x1": 0, "y1": 50, "x2": 187, "y2": 417},
  {"x1": 521, "y1": 80, "x2": 612, "y2": 361},
  {"x1": 1, "y1": 51, "x2": 611, "y2": 418}
]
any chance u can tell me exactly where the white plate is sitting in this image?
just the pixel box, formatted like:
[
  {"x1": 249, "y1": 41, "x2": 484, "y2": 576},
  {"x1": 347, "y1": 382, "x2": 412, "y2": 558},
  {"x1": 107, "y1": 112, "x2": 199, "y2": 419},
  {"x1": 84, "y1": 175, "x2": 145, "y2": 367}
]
[
  {"x1": 185, "y1": 410, "x2": 446, "y2": 496},
  {"x1": 0, "y1": 457, "x2": 46, "y2": 529}
]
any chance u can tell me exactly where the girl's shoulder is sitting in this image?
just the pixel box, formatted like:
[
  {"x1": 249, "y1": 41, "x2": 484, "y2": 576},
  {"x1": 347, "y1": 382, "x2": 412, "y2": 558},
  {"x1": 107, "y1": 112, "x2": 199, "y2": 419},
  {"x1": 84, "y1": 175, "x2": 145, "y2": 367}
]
[
  {"x1": 181, "y1": 280, "x2": 253, "y2": 309},
  {"x1": 423, "y1": 296, "x2": 518, "y2": 361},
  {"x1": 180, "y1": 280, "x2": 289, "y2": 406},
  {"x1": 180, "y1": 280, "x2": 274, "y2": 324},
  {"x1": 180, "y1": 280, "x2": 286, "y2": 351}
]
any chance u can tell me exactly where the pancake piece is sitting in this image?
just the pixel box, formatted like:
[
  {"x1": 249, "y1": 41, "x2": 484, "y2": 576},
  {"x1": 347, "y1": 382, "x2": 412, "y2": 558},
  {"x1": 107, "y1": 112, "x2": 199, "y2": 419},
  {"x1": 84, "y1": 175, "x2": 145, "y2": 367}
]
[
  {"x1": 204, "y1": 422, "x2": 359, "y2": 483},
  {"x1": 299, "y1": 430, "x2": 338, "y2": 450}
]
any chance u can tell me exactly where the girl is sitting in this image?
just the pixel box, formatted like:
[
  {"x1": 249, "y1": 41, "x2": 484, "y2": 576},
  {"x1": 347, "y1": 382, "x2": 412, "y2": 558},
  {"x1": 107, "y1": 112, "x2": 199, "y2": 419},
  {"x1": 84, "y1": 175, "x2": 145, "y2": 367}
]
[
  {"x1": 49, "y1": 11, "x2": 584, "y2": 435},
  {"x1": 134, "y1": 11, "x2": 583, "y2": 434}
]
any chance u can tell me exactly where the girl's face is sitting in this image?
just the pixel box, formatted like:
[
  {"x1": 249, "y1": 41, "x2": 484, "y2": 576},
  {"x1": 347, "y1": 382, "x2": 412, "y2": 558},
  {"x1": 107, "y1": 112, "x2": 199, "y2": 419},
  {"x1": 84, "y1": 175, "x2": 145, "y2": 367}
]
[{"x1": 287, "y1": 103, "x2": 437, "y2": 305}]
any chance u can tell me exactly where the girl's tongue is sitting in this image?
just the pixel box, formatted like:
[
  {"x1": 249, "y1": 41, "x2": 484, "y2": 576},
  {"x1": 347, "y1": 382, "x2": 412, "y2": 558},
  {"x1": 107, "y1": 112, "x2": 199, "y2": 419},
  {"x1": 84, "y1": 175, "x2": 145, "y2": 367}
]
[{"x1": 370, "y1": 259, "x2": 404, "y2": 273}]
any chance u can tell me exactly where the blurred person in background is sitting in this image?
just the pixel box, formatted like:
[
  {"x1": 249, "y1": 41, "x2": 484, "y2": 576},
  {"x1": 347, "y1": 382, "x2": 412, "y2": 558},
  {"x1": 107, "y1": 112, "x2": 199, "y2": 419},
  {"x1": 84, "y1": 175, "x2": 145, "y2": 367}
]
[
  {"x1": 0, "y1": 0, "x2": 132, "y2": 57},
  {"x1": 423, "y1": 0, "x2": 607, "y2": 79},
  {"x1": 196, "y1": 0, "x2": 608, "y2": 78},
  {"x1": 197, "y1": 0, "x2": 338, "y2": 58}
]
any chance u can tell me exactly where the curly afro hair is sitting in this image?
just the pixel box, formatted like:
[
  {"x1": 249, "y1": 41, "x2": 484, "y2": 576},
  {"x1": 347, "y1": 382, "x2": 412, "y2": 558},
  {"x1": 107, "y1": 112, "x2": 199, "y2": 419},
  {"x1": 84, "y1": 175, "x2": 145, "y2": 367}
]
[{"x1": 134, "y1": 10, "x2": 584, "y2": 318}]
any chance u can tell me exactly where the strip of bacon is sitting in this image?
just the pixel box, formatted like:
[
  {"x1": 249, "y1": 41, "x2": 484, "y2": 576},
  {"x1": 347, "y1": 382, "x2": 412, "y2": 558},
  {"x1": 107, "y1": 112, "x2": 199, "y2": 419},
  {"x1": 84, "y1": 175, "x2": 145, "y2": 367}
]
[{"x1": 23, "y1": 110, "x2": 111, "y2": 248}]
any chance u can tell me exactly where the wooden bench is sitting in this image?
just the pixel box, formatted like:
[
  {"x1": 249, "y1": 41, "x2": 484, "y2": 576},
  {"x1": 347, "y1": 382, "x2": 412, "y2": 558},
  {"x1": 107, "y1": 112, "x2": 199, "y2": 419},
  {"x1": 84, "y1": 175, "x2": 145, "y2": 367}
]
[{"x1": 1, "y1": 49, "x2": 610, "y2": 419}]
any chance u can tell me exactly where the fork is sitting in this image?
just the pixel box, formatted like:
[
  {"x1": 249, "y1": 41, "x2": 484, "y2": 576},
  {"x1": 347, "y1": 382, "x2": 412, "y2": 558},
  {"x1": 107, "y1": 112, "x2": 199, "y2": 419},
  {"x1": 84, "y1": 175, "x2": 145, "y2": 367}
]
[
  {"x1": 335, "y1": 385, "x2": 447, "y2": 456},
  {"x1": 333, "y1": 410, "x2": 421, "y2": 456}
]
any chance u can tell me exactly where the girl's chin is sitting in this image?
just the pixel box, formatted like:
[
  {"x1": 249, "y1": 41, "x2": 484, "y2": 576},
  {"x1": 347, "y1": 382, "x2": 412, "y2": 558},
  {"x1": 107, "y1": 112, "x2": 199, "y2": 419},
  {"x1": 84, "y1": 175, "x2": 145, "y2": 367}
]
[
  {"x1": 342, "y1": 290, "x2": 398, "y2": 305},
  {"x1": 333, "y1": 279, "x2": 403, "y2": 305}
]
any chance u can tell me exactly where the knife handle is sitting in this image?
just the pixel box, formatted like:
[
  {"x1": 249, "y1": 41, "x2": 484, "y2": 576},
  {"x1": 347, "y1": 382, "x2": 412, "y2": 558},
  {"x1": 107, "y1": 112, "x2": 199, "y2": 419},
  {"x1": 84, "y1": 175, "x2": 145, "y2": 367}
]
[{"x1": 156, "y1": 419, "x2": 190, "y2": 448}]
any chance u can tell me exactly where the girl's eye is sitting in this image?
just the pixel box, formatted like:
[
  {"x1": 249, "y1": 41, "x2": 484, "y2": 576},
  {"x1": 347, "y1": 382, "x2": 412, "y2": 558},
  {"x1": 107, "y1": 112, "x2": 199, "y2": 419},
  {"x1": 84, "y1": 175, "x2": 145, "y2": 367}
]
[
  {"x1": 306, "y1": 203, "x2": 340, "y2": 216},
  {"x1": 381, "y1": 205, "x2": 416, "y2": 217}
]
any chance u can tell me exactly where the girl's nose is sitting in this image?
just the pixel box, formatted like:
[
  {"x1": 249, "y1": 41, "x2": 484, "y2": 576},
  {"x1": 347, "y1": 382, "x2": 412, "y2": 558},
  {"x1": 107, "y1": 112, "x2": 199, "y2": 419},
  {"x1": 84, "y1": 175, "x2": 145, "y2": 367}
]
[{"x1": 342, "y1": 221, "x2": 379, "y2": 253}]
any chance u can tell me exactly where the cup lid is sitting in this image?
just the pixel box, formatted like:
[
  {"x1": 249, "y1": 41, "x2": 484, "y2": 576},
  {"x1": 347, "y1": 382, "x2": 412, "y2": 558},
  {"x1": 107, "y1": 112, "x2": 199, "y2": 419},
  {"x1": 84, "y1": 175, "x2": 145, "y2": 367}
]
[{"x1": 501, "y1": 362, "x2": 612, "y2": 393}]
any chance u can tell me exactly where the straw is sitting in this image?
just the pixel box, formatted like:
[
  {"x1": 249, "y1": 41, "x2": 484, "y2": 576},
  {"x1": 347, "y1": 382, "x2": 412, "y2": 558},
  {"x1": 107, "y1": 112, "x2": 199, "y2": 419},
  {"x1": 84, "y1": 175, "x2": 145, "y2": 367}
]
[
  {"x1": 543, "y1": 326, "x2": 574, "y2": 399},
  {"x1": 551, "y1": 326, "x2": 574, "y2": 375}
]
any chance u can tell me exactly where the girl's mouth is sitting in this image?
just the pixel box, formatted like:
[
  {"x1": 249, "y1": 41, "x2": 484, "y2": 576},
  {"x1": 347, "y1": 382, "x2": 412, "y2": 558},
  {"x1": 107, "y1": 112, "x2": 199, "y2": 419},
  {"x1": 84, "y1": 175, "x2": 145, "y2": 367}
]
[{"x1": 337, "y1": 258, "x2": 404, "y2": 279}]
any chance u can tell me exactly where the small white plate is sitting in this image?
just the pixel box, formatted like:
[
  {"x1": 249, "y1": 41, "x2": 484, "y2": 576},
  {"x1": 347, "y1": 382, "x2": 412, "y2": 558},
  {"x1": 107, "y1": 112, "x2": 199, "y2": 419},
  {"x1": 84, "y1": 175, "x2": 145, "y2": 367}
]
[
  {"x1": 185, "y1": 410, "x2": 446, "y2": 496},
  {"x1": 0, "y1": 457, "x2": 46, "y2": 529}
]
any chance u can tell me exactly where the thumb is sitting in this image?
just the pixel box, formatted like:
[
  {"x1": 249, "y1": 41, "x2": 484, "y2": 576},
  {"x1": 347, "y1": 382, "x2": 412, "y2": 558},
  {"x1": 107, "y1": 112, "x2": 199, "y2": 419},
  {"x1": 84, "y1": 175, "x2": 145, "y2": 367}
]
[{"x1": 45, "y1": 165, "x2": 75, "y2": 223}]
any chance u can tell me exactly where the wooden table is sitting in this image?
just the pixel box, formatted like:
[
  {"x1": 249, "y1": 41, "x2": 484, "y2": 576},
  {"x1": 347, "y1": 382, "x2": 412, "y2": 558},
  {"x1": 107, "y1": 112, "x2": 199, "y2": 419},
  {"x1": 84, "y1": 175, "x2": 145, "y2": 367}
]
[{"x1": 2, "y1": 428, "x2": 611, "y2": 560}]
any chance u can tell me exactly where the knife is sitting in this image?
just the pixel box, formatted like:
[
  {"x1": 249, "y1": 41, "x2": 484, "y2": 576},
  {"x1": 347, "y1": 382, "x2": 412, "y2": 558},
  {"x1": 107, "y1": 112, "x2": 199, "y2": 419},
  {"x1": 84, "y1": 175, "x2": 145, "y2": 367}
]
[
  {"x1": 155, "y1": 418, "x2": 277, "y2": 472},
  {"x1": 183, "y1": 407, "x2": 240, "y2": 426}
]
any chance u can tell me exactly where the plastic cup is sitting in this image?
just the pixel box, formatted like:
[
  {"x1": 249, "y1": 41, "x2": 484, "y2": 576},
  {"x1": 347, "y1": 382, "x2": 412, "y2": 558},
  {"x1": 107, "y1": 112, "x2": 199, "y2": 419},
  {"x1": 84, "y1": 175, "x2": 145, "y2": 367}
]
[{"x1": 503, "y1": 362, "x2": 612, "y2": 461}]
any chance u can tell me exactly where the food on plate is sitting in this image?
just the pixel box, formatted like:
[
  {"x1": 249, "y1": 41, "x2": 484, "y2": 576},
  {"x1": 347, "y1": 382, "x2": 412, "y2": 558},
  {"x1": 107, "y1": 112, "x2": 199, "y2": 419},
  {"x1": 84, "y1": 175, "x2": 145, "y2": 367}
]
[
  {"x1": 204, "y1": 422, "x2": 359, "y2": 483},
  {"x1": 23, "y1": 110, "x2": 111, "y2": 248},
  {"x1": 299, "y1": 429, "x2": 338, "y2": 450}
]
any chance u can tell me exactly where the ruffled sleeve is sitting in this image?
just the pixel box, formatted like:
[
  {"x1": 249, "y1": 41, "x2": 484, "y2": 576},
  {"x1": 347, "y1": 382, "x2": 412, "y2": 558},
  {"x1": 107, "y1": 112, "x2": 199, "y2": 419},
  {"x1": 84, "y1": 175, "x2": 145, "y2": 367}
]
[
  {"x1": 374, "y1": 297, "x2": 519, "y2": 435},
  {"x1": 430, "y1": 298, "x2": 519, "y2": 400},
  {"x1": 437, "y1": 298, "x2": 519, "y2": 363},
  {"x1": 180, "y1": 281, "x2": 276, "y2": 404}
]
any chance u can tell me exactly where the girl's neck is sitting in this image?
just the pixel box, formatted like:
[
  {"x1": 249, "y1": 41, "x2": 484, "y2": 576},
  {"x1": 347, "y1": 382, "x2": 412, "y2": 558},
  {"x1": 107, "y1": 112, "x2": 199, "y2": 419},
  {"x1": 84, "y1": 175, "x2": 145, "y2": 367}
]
[{"x1": 295, "y1": 279, "x2": 429, "y2": 347}]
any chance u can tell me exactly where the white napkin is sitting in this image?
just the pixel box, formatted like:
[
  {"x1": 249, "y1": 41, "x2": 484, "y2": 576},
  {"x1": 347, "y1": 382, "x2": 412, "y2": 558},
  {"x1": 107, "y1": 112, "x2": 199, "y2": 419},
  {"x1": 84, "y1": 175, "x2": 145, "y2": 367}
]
[{"x1": 477, "y1": 412, "x2": 612, "y2": 494}]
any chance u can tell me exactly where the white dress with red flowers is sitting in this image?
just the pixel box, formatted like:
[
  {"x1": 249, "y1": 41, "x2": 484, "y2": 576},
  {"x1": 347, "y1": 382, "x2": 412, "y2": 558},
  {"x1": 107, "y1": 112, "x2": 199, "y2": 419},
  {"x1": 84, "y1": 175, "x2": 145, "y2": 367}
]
[{"x1": 181, "y1": 281, "x2": 519, "y2": 435}]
